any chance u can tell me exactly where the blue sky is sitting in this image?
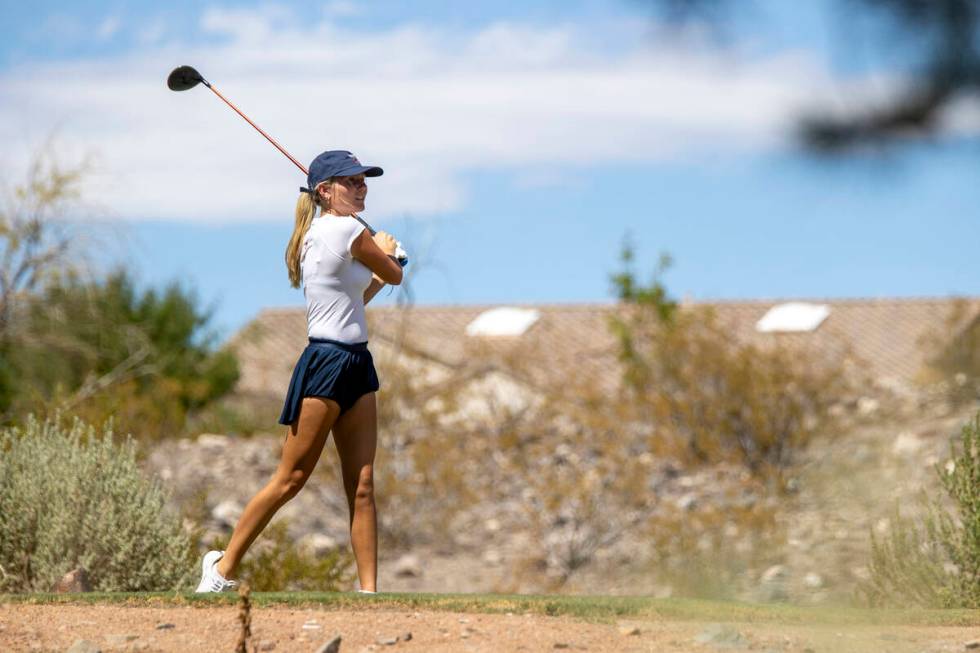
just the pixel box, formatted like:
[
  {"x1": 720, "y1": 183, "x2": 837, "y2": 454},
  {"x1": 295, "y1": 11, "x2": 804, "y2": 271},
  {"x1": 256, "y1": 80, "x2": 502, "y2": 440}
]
[{"x1": 2, "y1": 1, "x2": 977, "y2": 342}]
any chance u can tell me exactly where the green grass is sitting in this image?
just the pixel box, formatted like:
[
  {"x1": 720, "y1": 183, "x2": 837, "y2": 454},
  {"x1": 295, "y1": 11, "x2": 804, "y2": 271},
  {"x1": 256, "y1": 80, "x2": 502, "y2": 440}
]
[{"x1": 1, "y1": 592, "x2": 978, "y2": 627}]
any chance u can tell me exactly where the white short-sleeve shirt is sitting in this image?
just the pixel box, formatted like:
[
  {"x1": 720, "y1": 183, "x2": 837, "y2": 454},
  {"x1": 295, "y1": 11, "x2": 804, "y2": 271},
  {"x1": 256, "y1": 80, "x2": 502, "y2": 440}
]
[{"x1": 301, "y1": 215, "x2": 372, "y2": 343}]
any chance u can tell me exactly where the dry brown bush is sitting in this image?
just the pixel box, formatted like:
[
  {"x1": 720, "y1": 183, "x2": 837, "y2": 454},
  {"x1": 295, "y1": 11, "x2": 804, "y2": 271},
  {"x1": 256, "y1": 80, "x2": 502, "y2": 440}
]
[
  {"x1": 611, "y1": 246, "x2": 857, "y2": 486},
  {"x1": 917, "y1": 297, "x2": 980, "y2": 406},
  {"x1": 646, "y1": 501, "x2": 784, "y2": 600}
]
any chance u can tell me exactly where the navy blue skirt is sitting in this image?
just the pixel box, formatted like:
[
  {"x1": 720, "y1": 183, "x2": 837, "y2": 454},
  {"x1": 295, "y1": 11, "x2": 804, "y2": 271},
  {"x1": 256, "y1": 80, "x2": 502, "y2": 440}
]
[{"x1": 278, "y1": 338, "x2": 380, "y2": 426}]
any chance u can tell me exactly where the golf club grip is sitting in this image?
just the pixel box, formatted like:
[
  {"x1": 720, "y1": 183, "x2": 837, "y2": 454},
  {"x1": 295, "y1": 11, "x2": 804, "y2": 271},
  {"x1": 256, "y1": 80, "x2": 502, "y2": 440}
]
[{"x1": 353, "y1": 215, "x2": 409, "y2": 267}]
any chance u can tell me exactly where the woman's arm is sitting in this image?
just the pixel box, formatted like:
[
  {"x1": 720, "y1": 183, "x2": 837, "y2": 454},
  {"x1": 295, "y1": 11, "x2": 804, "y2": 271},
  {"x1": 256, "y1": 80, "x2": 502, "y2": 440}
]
[
  {"x1": 351, "y1": 229, "x2": 403, "y2": 285},
  {"x1": 363, "y1": 274, "x2": 386, "y2": 305}
]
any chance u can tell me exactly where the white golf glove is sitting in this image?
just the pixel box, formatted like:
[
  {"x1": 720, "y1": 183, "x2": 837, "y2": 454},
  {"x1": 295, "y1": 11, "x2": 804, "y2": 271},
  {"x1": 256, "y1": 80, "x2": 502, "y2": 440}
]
[{"x1": 394, "y1": 242, "x2": 409, "y2": 267}]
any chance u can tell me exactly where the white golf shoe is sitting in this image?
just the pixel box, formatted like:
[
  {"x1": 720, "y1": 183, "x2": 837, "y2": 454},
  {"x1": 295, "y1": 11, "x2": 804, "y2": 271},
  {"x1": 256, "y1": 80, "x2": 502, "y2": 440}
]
[{"x1": 195, "y1": 550, "x2": 238, "y2": 593}]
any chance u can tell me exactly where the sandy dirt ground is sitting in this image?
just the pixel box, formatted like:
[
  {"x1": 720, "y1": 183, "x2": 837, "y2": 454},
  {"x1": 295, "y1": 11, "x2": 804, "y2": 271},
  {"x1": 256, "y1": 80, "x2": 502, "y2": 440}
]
[{"x1": 2, "y1": 604, "x2": 979, "y2": 653}]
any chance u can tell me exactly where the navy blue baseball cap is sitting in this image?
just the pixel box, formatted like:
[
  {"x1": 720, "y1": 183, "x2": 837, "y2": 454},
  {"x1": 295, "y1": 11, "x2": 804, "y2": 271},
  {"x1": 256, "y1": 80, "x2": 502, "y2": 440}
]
[{"x1": 301, "y1": 150, "x2": 383, "y2": 194}]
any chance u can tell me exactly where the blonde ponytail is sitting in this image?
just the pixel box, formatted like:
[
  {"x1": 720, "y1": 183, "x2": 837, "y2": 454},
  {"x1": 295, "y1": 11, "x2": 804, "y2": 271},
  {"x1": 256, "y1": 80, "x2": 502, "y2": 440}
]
[{"x1": 286, "y1": 191, "x2": 318, "y2": 288}]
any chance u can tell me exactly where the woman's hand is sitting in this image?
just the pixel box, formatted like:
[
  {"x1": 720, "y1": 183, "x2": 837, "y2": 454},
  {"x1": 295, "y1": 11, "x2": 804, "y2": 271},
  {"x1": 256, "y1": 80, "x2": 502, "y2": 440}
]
[
  {"x1": 352, "y1": 230, "x2": 403, "y2": 285},
  {"x1": 372, "y1": 231, "x2": 398, "y2": 256}
]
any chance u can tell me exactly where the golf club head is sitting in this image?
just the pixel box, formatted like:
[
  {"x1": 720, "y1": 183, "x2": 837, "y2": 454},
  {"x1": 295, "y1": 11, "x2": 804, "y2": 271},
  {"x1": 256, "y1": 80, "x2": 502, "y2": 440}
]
[{"x1": 167, "y1": 65, "x2": 207, "y2": 91}]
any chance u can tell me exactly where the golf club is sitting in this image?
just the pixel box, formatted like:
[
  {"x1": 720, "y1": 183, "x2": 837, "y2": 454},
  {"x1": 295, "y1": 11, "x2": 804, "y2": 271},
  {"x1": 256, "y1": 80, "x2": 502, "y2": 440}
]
[{"x1": 167, "y1": 65, "x2": 408, "y2": 266}]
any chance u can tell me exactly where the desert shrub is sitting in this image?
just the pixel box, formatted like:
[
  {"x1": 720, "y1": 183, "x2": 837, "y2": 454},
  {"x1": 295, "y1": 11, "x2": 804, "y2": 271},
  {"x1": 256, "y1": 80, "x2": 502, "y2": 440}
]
[
  {"x1": 610, "y1": 244, "x2": 855, "y2": 482},
  {"x1": 210, "y1": 519, "x2": 354, "y2": 592},
  {"x1": 859, "y1": 411, "x2": 980, "y2": 608},
  {"x1": 645, "y1": 499, "x2": 784, "y2": 601},
  {"x1": 0, "y1": 413, "x2": 195, "y2": 592},
  {"x1": 918, "y1": 298, "x2": 980, "y2": 406},
  {"x1": 506, "y1": 373, "x2": 787, "y2": 592},
  {"x1": 0, "y1": 148, "x2": 90, "y2": 414},
  {"x1": 184, "y1": 394, "x2": 284, "y2": 438},
  {"x1": 508, "y1": 385, "x2": 656, "y2": 586},
  {"x1": 365, "y1": 358, "x2": 484, "y2": 549}
]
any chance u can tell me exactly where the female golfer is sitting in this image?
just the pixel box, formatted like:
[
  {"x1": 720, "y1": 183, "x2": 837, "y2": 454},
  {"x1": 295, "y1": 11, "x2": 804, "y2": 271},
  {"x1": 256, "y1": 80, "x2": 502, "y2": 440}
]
[{"x1": 196, "y1": 150, "x2": 403, "y2": 594}]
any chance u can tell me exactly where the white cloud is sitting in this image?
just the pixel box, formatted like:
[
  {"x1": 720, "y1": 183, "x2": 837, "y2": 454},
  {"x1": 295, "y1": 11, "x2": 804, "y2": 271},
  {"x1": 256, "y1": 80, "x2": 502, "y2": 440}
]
[
  {"x1": 200, "y1": 5, "x2": 296, "y2": 43},
  {"x1": 97, "y1": 15, "x2": 122, "y2": 41},
  {"x1": 939, "y1": 91, "x2": 980, "y2": 136},
  {"x1": 323, "y1": 1, "x2": 362, "y2": 18},
  {"x1": 136, "y1": 17, "x2": 168, "y2": 46},
  {"x1": 0, "y1": 8, "x2": 837, "y2": 224}
]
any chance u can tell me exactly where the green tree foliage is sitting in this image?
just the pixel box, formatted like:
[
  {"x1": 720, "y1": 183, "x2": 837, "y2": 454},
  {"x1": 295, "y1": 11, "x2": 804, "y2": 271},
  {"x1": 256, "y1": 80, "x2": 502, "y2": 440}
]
[
  {"x1": 0, "y1": 147, "x2": 238, "y2": 439},
  {"x1": 0, "y1": 413, "x2": 196, "y2": 592},
  {"x1": 7, "y1": 267, "x2": 239, "y2": 440},
  {"x1": 610, "y1": 242, "x2": 855, "y2": 482},
  {"x1": 0, "y1": 149, "x2": 88, "y2": 414},
  {"x1": 861, "y1": 411, "x2": 980, "y2": 608}
]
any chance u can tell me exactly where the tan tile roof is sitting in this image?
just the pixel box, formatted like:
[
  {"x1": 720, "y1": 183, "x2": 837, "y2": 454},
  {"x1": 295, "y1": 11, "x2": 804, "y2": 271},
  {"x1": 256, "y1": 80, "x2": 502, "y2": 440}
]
[{"x1": 227, "y1": 297, "x2": 980, "y2": 397}]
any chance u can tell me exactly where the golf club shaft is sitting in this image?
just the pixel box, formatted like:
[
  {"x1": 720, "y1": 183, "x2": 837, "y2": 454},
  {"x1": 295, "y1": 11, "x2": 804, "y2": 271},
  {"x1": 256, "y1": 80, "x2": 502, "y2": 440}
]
[
  {"x1": 206, "y1": 84, "x2": 310, "y2": 178},
  {"x1": 206, "y1": 83, "x2": 383, "y2": 238}
]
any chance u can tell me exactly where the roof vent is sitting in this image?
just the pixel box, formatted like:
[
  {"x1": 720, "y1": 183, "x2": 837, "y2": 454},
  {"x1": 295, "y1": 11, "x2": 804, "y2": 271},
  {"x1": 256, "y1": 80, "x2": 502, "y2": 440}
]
[
  {"x1": 755, "y1": 302, "x2": 830, "y2": 333},
  {"x1": 466, "y1": 307, "x2": 541, "y2": 337}
]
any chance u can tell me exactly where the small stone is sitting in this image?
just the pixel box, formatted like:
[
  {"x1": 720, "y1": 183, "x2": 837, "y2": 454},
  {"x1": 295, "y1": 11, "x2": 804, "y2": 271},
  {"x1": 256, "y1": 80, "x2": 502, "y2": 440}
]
[
  {"x1": 67, "y1": 640, "x2": 102, "y2": 653},
  {"x1": 394, "y1": 553, "x2": 422, "y2": 577},
  {"x1": 104, "y1": 634, "x2": 139, "y2": 646},
  {"x1": 803, "y1": 572, "x2": 823, "y2": 589},
  {"x1": 211, "y1": 500, "x2": 244, "y2": 528},
  {"x1": 758, "y1": 564, "x2": 790, "y2": 602},
  {"x1": 303, "y1": 620, "x2": 323, "y2": 630},
  {"x1": 694, "y1": 623, "x2": 748, "y2": 648},
  {"x1": 965, "y1": 641, "x2": 980, "y2": 650},
  {"x1": 761, "y1": 565, "x2": 787, "y2": 584},
  {"x1": 54, "y1": 568, "x2": 92, "y2": 593},
  {"x1": 618, "y1": 625, "x2": 640, "y2": 636},
  {"x1": 376, "y1": 636, "x2": 398, "y2": 645},
  {"x1": 299, "y1": 533, "x2": 340, "y2": 557},
  {"x1": 850, "y1": 565, "x2": 870, "y2": 581},
  {"x1": 401, "y1": 632, "x2": 413, "y2": 641},
  {"x1": 892, "y1": 431, "x2": 922, "y2": 455},
  {"x1": 554, "y1": 643, "x2": 571, "y2": 649},
  {"x1": 314, "y1": 636, "x2": 342, "y2": 653},
  {"x1": 257, "y1": 640, "x2": 276, "y2": 651},
  {"x1": 675, "y1": 493, "x2": 697, "y2": 511},
  {"x1": 857, "y1": 397, "x2": 879, "y2": 416},
  {"x1": 197, "y1": 433, "x2": 230, "y2": 449},
  {"x1": 482, "y1": 549, "x2": 503, "y2": 565},
  {"x1": 155, "y1": 623, "x2": 175, "y2": 630}
]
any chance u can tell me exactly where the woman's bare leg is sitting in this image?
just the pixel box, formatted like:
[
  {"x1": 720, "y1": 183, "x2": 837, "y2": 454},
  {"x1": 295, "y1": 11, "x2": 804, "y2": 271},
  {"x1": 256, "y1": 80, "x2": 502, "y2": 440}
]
[
  {"x1": 216, "y1": 396, "x2": 340, "y2": 579},
  {"x1": 331, "y1": 392, "x2": 379, "y2": 591}
]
